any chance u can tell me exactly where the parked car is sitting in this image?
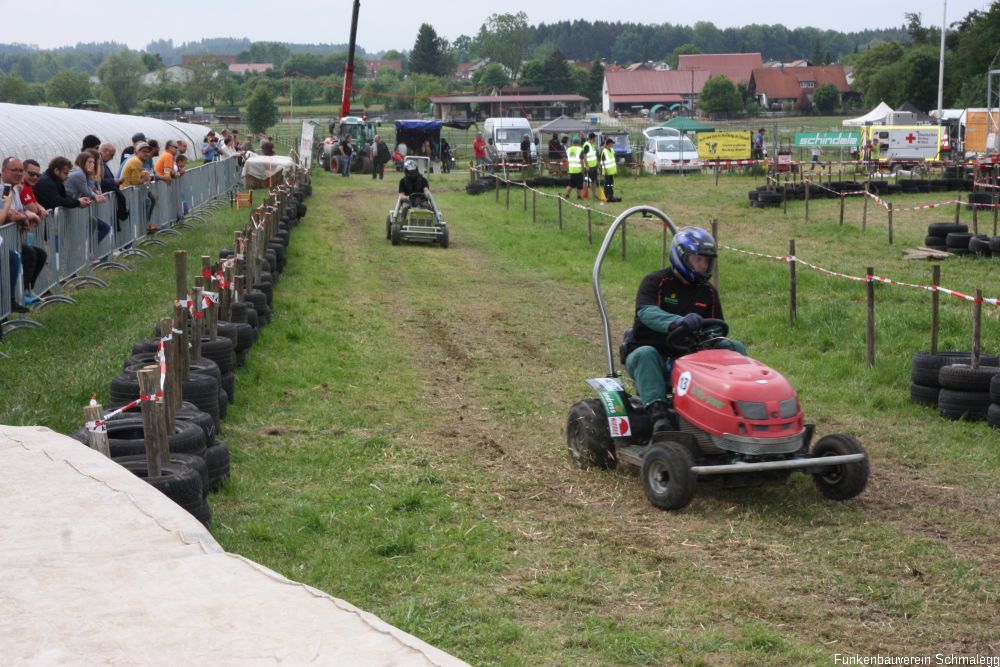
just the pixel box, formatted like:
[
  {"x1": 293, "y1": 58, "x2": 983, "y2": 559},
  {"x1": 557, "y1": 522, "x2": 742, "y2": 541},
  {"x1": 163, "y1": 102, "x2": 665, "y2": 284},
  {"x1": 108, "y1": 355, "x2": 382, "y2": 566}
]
[
  {"x1": 642, "y1": 133, "x2": 702, "y2": 174},
  {"x1": 603, "y1": 131, "x2": 633, "y2": 163}
]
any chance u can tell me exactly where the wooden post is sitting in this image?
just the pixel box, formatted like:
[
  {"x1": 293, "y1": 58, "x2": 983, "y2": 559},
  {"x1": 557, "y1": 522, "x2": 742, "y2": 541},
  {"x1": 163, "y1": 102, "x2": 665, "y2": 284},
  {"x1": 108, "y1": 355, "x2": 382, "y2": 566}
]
[
  {"x1": 219, "y1": 265, "x2": 232, "y2": 330},
  {"x1": 866, "y1": 267, "x2": 875, "y2": 368},
  {"x1": 930, "y1": 265, "x2": 940, "y2": 355},
  {"x1": 137, "y1": 367, "x2": 166, "y2": 477},
  {"x1": 954, "y1": 195, "x2": 961, "y2": 224},
  {"x1": 862, "y1": 184, "x2": 869, "y2": 231},
  {"x1": 804, "y1": 178, "x2": 810, "y2": 222},
  {"x1": 839, "y1": 194, "x2": 845, "y2": 226},
  {"x1": 558, "y1": 196, "x2": 563, "y2": 231},
  {"x1": 887, "y1": 203, "x2": 894, "y2": 245},
  {"x1": 587, "y1": 207, "x2": 592, "y2": 245},
  {"x1": 191, "y1": 286, "x2": 203, "y2": 360},
  {"x1": 715, "y1": 162, "x2": 720, "y2": 187},
  {"x1": 84, "y1": 402, "x2": 110, "y2": 457},
  {"x1": 523, "y1": 181, "x2": 527, "y2": 211},
  {"x1": 789, "y1": 239, "x2": 797, "y2": 324},
  {"x1": 972, "y1": 289, "x2": 983, "y2": 370},
  {"x1": 505, "y1": 178, "x2": 510, "y2": 210},
  {"x1": 159, "y1": 316, "x2": 177, "y2": 434},
  {"x1": 532, "y1": 190, "x2": 536, "y2": 223},
  {"x1": 711, "y1": 219, "x2": 719, "y2": 291}
]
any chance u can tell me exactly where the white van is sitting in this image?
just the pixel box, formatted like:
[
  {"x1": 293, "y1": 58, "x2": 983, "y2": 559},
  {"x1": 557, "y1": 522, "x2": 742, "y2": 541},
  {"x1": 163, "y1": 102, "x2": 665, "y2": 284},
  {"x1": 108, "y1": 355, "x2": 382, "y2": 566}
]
[
  {"x1": 864, "y1": 125, "x2": 951, "y2": 166},
  {"x1": 484, "y1": 117, "x2": 537, "y2": 165}
]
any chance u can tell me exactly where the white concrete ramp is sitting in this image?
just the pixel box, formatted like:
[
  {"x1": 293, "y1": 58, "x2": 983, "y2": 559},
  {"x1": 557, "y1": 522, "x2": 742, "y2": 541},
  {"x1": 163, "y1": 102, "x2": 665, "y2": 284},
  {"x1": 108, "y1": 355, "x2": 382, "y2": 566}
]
[{"x1": 0, "y1": 426, "x2": 468, "y2": 667}]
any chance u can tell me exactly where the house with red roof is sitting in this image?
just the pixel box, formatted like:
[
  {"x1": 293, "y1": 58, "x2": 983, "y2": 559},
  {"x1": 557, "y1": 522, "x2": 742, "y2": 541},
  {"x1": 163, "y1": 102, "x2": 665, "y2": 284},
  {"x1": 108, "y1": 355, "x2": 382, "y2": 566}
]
[
  {"x1": 365, "y1": 60, "x2": 402, "y2": 79},
  {"x1": 602, "y1": 70, "x2": 711, "y2": 115},
  {"x1": 677, "y1": 53, "x2": 762, "y2": 86},
  {"x1": 748, "y1": 65, "x2": 856, "y2": 112}
]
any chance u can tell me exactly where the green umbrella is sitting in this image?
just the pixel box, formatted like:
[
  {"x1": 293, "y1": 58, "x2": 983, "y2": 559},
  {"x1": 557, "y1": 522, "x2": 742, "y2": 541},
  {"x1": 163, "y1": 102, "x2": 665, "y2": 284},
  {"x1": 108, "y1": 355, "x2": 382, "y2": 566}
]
[{"x1": 658, "y1": 116, "x2": 715, "y2": 133}]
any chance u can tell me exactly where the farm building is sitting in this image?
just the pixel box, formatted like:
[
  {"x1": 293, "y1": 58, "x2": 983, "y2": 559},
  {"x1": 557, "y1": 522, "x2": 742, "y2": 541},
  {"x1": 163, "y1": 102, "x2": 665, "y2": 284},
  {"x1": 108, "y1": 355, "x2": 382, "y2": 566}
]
[
  {"x1": 749, "y1": 65, "x2": 857, "y2": 112},
  {"x1": 602, "y1": 70, "x2": 712, "y2": 116}
]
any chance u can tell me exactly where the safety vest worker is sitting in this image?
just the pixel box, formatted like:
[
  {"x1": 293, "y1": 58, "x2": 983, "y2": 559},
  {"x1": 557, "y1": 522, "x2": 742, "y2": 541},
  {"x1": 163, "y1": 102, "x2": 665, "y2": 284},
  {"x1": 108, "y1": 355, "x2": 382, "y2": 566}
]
[
  {"x1": 600, "y1": 147, "x2": 617, "y2": 175},
  {"x1": 584, "y1": 138, "x2": 599, "y2": 168},
  {"x1": 567, "y1": 144, "x2": 583, "y2": 174}
]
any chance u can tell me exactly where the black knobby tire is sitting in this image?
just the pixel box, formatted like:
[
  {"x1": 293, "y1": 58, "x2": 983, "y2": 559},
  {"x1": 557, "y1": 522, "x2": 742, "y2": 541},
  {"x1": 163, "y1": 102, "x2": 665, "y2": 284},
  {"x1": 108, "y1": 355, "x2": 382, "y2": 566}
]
[
  {"x1": 969, "y1": 236, "x2": 992, "y2": 256},
  {"x1": 909, "y1": 383, "x2": 940, "y2": 407},
  {"x1": 199, "y1": 336, "x2": 236, "y2": 375},
  {"x1": 439, "y1": 225, "x2": 449, "y2": 249},
  {"x1": 758, "y1": 191, "x2": 783, "y2": 204},
  {"x1": 104, "y1": 416, "x2": 207, "y2": 458},
  {"x1": 565, "y1": 399, "x2": 616, "y2": 469},
  {"x1": 114, "y1": 453, "x2": 210, "y2": 499},
  {"x1": 990, "y1": 374, "x2": 1000, "y2": 403},
  {"x1": 640, "y1": 442, "x2": 696, "y2": 510},
  {"x1": 221, "y1": 372, "x2": 235, "y2": 403},
  {"x1": 938, "y1": 389, "x2": 991, "y2": 421},
  {"x1": 117, "y1": 460, "x2": 204, "y2": 517},
  {"x1": 938, "y1": 364, "x2": 1000, "y2": 392},
  {"x1": 990, "y1": 237, "x2": 1000, "y2": 254},
  {"x1": 923, "y1": 235, "x2": 947, "y2": 248},
  {"x1": 987, "y1": 403, "x2": 1000, "y2": 429},
  {"x1": 810, "y1": 434, "x2": 869, "y2": 501},
  {"x1": 230, "y1": 301, "x2": 249, "y2": 324},
  {"x1": 204, "y1": 439, "x2": 231, "y2": 490},
  {"x1": 218, "y1": 387, "x2": 228, "y2": 420},
  {"x1": 175, "y1": 406, "x2": 217, "y2": 440},
  {"x1": 390, "y1": 223, "x2": 402, "y2": 246}
]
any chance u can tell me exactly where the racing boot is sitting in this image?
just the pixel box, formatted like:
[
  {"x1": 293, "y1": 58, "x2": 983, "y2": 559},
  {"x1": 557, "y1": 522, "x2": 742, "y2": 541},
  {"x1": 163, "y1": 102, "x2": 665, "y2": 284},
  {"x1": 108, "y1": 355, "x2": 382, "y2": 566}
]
[{"x1": 647, "y1": 399, "x2": 675, "y2": 438}]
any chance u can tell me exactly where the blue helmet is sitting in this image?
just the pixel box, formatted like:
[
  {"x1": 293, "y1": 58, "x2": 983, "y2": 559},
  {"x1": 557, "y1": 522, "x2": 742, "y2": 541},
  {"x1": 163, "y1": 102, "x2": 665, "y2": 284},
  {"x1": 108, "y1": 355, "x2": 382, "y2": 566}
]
[{"x1": 669, "y1": 227, "x2": 717, "y2": 283}]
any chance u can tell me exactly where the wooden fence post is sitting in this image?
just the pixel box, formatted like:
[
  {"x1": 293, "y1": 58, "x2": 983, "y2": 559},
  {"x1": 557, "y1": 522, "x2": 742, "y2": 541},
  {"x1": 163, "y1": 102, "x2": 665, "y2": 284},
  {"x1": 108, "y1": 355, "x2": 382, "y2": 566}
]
[
  {"x1": 715, "y1": 162, "x2": 720, "y2": 187},
  {"x1": 523, "y1": 181, "x2": 527, "y2": 211},
  {"x1": 930, "y1": 265, "x2": 940, "y2": 355},
  {"x1": 866, "y1": 267, "x2": 875, "y2": 368},
  {"x1": 789, "y1": 239, "x2": 797, "y2": 324},
  {"x1": 972, "y1": 289, "x2": 983, "y2": 370},
  {"x1": 804, "y1": 178, "x2": 810, "y2": 222},
  {"x1": 191, "y1": 286, "x2": 203, "y2": 360},
  {"x1": 839, "y1": 194, "x2": 845, "y2": 226},
  {"x1": 84, "y1": 401, "x2": 110, "y2": 457},
  {"x1": 505, "y1": 178, "x2": 510, "y2": 210},
  {"x1": 887, "y1": 203, "x2": 894, "y2": 245},
  {"x1": 862, "y1": 184, "x2": 869, "y2": 231},
  {"x1": 954, "y1": 195, "x2": 961, "y2": 224},
  {"x1": 138, "y1": 367, "x2": 166, "y2": 477}
]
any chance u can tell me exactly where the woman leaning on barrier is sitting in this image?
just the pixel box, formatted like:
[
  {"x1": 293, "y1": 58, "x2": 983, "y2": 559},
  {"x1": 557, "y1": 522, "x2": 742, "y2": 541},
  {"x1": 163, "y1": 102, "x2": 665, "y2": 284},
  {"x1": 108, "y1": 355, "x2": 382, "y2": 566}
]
[{"x1": 66, "y1": 151, "x2": 110, "y2": 247}]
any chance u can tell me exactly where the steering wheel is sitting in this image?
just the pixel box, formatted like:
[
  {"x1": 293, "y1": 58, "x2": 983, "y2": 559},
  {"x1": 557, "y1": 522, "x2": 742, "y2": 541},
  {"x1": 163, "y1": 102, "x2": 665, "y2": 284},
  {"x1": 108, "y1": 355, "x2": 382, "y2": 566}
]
[
  {"x1": 409, "y1": 192, "x2": 428, "y2": 204},
  {"x1": 663, "y1": 317, "x2": 729, "y2": 356}
]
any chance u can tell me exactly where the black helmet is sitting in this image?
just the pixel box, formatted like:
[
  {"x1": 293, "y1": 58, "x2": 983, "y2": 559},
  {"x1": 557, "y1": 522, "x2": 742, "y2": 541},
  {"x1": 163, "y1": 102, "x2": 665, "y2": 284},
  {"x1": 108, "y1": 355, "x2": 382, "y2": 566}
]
[{"x1": 669, "y1": 227, "x2": 717, "y2": 283}]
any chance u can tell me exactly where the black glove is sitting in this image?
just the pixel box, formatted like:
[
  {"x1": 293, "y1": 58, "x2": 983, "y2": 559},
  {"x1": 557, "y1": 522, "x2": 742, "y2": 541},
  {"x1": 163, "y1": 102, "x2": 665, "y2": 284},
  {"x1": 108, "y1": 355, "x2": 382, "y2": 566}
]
[{"x1": 670, "y1": 313, "x2": 703, "y2": 332}]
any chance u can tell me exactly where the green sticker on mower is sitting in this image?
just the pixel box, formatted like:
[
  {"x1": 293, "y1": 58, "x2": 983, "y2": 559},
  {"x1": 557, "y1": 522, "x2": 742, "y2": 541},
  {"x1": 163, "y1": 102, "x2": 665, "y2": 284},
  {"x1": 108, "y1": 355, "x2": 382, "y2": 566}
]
[{"x1": 599, "y1": 391, "x2": 628, "y2": 417}]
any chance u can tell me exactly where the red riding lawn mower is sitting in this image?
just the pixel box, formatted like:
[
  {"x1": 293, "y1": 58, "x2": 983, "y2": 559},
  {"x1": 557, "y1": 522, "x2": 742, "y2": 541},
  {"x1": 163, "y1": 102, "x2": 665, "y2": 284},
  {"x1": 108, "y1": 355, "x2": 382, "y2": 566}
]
[{"x1": 566, "y1": 206, "x2": 870, "y2": 510}]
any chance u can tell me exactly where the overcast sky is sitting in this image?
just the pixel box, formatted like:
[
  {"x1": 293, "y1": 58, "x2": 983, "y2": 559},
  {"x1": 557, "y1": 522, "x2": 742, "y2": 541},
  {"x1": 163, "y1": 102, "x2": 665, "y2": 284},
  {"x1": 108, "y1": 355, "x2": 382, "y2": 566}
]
[{"x1": 3, "y1": 0, "x2": 991, "y2": 54}]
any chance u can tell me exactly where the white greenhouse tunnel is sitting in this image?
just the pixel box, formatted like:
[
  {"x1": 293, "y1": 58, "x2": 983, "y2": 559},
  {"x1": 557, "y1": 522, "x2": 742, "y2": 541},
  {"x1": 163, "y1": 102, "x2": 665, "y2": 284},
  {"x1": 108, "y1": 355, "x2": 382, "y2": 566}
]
[{"x1": 0, "y1": 103, "x2": 215, "y2": 168}]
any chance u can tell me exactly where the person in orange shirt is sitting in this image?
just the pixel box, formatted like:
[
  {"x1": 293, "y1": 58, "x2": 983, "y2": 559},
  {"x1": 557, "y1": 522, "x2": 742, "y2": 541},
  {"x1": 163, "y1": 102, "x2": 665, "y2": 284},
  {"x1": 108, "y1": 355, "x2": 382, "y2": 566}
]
[{"x1": 154, "y1": 140, "x2": 179, "y2": 182}]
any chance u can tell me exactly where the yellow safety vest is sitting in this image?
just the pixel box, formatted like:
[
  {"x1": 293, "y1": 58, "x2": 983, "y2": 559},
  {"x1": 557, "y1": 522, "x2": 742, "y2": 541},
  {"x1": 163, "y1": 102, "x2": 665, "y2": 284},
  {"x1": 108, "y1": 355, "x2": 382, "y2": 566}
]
[
  {"x1": 601, "y1": 148, "x2": 617, "y2": 175},
  {"x1": 567, "y1": 146, "x2": 583, "y2": 174},
  {"x1": 584, "y1": 141, "x2": 598, "y2": 167}
]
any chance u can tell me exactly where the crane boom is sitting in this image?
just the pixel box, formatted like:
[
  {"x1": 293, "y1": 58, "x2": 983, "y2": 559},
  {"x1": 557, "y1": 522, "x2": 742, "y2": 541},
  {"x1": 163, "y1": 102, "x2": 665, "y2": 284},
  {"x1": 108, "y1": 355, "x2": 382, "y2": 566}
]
[{"x1": 340, "y1": 0, "x2": 361, "y2": 119}]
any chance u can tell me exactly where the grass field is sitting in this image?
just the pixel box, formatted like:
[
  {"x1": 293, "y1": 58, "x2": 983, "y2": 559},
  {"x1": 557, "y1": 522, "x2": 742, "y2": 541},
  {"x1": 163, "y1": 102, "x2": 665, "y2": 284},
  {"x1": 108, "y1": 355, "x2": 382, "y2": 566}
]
[{"x1": 2, "y1": 161, "x2": 999, "y2": 665}]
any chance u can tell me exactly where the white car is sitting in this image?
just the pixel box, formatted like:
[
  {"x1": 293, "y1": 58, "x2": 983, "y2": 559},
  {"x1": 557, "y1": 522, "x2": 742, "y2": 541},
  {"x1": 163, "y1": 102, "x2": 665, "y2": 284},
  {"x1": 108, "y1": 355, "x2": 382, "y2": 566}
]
[{"x1": 643, "y1": 134, "x2": 702, "y2": 174}]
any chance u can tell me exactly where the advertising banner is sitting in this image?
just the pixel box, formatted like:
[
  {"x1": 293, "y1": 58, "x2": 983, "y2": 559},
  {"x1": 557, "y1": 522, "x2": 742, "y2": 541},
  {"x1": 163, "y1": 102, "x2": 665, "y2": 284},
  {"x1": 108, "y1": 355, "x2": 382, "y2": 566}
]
[
  {"x1": 698, "y1": 131, "x2": 752, "y2": 160},
  {"x1": 298, "y1": 121, "x2": 315, "y2": 169},
  {"x1": 795, "y1": 132, "x2": 861, "y2": 148}
]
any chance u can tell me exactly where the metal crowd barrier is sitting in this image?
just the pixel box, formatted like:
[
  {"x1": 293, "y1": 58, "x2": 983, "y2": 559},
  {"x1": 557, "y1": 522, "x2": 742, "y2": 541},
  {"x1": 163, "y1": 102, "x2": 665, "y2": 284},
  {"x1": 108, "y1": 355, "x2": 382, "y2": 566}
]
[{"x1": 1, "y1": 158, "x2": 240, "y2": 338}]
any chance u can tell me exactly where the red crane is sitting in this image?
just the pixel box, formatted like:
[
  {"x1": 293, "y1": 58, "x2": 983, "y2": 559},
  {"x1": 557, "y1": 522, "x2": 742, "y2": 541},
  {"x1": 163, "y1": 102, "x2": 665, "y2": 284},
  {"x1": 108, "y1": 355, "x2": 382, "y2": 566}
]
[{"x1": 339, "y1": 0, "x2": 361, "y2": 119}]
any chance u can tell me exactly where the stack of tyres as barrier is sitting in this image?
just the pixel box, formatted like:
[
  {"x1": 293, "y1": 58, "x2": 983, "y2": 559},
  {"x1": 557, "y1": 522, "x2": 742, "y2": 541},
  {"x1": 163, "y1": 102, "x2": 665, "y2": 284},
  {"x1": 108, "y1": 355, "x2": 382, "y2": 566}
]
[
  {"x1": 116, "y1": 458, "x2": 211, "y2": 527},
  {"x1": 924, "y1": 223, "x2": 966, "y2": 251},
  {"x1": 937, "y1": 364, "x2": 1000, "y2": 421},
  {"x1": 910, "y1": 351, "x2": 998, "y2": 408}
]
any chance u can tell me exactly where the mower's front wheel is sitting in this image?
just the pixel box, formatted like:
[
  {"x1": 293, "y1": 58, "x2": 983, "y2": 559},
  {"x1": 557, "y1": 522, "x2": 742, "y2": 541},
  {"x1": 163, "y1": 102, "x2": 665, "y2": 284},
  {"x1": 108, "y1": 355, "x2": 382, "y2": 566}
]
[
  {"x1": 565, "y1": 400, "x2": 616, "y2": 469},
  {"x1": 385, "y1": 216, "x2": 392, "y2": 240},
  {"x1": 439, "y1": 225, "x2": 449, "y2": 248},
  {"x1": 390, "y1": 223, "x2": 402, "y2": 246},
  {"x1": 640, "y1": 442, "x2": 695, "y2": 510},
  {"x1": 810, "y1": 434, "x2": 869, "y2": 501}
]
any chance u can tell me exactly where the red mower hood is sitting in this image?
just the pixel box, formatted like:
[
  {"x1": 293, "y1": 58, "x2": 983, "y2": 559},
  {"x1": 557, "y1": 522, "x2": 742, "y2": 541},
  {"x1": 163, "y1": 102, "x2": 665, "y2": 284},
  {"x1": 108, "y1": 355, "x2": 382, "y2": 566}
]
[{"x1": 672, "y1": 349, "x2": 803, "y2": 439}]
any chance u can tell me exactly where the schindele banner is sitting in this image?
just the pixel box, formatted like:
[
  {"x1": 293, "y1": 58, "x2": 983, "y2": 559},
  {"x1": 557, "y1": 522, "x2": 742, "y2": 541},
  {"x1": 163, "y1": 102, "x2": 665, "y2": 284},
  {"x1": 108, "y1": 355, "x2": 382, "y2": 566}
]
[
  {"x1": 795, "y1": 132, "x2": 861, "y2": 147},
  {"x1": 697, "y1": 131, "x2": 752, "y2": 160}
]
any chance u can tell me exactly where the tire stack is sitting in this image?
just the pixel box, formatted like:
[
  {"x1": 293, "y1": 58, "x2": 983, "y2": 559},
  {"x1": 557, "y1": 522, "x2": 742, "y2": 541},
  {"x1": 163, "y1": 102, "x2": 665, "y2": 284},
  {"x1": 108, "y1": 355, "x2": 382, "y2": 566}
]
[
  {"x1": 990, "y1": 376, "x2": 1000, "y2": 429},
  {"x1": 910, "y1": 351, "x2": 998, "y2": 408},
  {"x1": 70, "y1": 176, "x2": 309, "y2": 527},
  {"x1": 466, "y1": 176, "x2": 496, "y2": 196},
  {"x1": 748, "y1": 187, "x2": 783, "y2": 208},
  {"x1": 924, "y1": 221, "x2": 1000, "y2": 258}
]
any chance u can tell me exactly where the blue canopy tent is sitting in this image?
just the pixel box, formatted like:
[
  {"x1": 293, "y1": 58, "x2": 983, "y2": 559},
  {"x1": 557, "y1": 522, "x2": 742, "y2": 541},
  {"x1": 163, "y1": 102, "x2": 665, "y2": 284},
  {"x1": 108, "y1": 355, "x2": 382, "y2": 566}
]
[{"x1": 393, "y1": 119, "x2": 477, "y2": 155}]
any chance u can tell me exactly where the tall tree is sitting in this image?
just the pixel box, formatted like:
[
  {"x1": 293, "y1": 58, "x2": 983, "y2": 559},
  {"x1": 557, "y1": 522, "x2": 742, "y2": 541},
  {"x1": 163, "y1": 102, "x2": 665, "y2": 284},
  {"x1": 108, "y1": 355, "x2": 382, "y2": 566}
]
[
  {"x1": 96, "y1": 49, "x2": 147, "y2": 114},
  {"x1": 585, "y1": 58, "x2": 605, "y2": 107},
  {"x1": 246, "y1": 82, "x2": 278, "y2": 135},
  {"x1": 541, "y1": 49, "x2": 572, "y2": 93},
  {"x1": 472, "y1": 63, "x2": 510, "y2": 90},
  {"x1": 409, "y1": 23, "x2": 449, "y2": 76},
  {"x1": 0, "y1": 72, "x2": 32, "y2": 104},
  {"x1": 46, "y1": 69, "x2": 92, "y2": 107},
  {"x1": 812, "y1": 83, "x2": 840, "y2": 114},
  {"x1": 474, "y1": 12, "x2": 530, "y2": 79},
  {"x1": 668, "y1": 44, "x2": 701, "y2": 70}
]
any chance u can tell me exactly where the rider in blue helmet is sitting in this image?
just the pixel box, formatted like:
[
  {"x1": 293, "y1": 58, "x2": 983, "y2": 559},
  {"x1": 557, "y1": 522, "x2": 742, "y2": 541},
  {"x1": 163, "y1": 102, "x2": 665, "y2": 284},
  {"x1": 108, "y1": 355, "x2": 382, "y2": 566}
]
[{"x1": 623, "y1": 226, "x2": 746, "y2": 434}]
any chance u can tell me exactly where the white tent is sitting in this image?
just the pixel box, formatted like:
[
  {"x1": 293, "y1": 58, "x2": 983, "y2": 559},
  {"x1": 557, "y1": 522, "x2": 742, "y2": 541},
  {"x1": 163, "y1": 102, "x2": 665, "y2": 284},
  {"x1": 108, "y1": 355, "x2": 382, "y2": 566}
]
[
  {"x1": 842, "y1": 101, "x2": 894, "y2": 127},
  {"x1": 0, "y1": 103, "x2": 213, "y2": 170}
]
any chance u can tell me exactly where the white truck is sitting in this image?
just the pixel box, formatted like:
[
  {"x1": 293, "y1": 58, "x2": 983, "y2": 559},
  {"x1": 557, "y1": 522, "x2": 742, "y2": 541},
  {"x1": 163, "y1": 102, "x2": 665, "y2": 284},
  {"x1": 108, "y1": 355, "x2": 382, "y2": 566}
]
[
  {"x1": 483, "y1": 117, "x2": 537, "y2": 166},
  {"x1": 864, "y1": 125, "x2": 951, "y2": 169}
]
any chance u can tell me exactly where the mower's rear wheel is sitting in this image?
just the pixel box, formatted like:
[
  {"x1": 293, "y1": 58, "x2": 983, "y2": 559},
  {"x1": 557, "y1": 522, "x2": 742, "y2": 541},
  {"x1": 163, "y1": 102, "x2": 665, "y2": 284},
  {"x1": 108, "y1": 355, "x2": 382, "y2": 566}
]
[
  {"x1": 439, "y1": 225, "x2": 449, "y2": 248},
  {"x1": 385, "y1": 216, "x2": 392, "y2": 240},
  {"x1": 640, "y1": 442, "x2": 695, "y2": 510},
  {"x1": 390, "y1": 223, "x2": 402, "y2": 246},
  {"x1": 811, "y1": 434, "x2": 869, "y2": 501},
  {"x1": 565, "y1": 399, "x2": 616, "y2": 469}
]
